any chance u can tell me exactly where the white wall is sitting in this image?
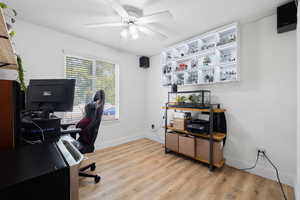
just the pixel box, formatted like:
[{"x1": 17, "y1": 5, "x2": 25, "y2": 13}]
[
  {"x1": 144, "y1": 15, "x2": 297, "y2": 186},
  {"x1": 0, "y1": 19, "x2": 146, "y2": 149},
  {"x1": 296, "y1": 4, "x2": 300, "y2": 200}
]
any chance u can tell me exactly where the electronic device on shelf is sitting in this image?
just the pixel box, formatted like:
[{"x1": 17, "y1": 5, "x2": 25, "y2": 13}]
[
  {"x1": 186, "y1": 119, "x2": 210, "y2": 134},
  {"x1": 21, "y1": 115, "x2": 61, "y2": 142}
]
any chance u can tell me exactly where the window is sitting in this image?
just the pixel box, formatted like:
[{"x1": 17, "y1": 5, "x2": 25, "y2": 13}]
[{"x1": 64, "y1": 55, "x2": 119, "y2": 123}]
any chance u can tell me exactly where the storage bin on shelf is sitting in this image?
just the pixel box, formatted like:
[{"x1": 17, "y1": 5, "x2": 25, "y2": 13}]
[
  {"x1": 195, "y1": 137, "x2": 224, "y2": 165},
  {"x1": 165, "y1": 132, "x2": 179, "y2": 152},
  {"x1": 178, "y1": 134, "x2": 195, "y2": 158}
]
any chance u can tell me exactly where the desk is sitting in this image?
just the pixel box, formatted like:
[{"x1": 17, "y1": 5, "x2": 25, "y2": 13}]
[{"x1": 0, "y1": 142, "x2": 70, "y2": 200}]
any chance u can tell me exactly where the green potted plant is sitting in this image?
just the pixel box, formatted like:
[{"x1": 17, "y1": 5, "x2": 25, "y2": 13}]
[
  {"x1": 188, "y1": 94, "x2": 200, "y2": 104},
  {"x1": 176, "y1": 95, "x2": 187, "y2": 104},
  {"x1": 17, "y1": 55, "x2": 26, "y2": 91}
]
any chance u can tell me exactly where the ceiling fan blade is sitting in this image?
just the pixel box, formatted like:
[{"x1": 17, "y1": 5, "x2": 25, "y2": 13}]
[
  {"x1": 85, "y1": 22, "x2": 126, "y2": 28},
  {"x1": 103, "y1": 0, "x2": 129, "y2": 18},
  {"x1": 136, "y1": 11, "x2": 173, "y2": 24},
  {"x1": 143, "y1": 0, "x2": 161, "y2": 6},
  {"x1": 138, "y1": 25, "x2": 168, "y2": 40}
]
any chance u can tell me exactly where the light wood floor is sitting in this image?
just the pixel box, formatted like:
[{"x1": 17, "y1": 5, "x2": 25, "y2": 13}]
[{"x1": 79, "y1": 138, "x2": 294, "y2": 200}]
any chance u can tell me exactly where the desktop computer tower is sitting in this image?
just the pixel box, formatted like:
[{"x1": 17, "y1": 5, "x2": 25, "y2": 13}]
[{"x1": 0, "y1": 80, "x2": 23, "y2": 150}]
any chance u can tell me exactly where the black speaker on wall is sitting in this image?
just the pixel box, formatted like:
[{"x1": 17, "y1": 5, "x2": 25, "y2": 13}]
[
  {"x1": 277, "y1": 1, "x2": 297, "y2": 34},
  {"x1": 139, "y1": 56, "x2": 150, "y2": 68}
]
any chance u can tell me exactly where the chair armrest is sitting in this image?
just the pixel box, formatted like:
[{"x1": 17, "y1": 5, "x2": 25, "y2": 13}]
[{"x1": 61, "y1": 123, "x2": 76, "y2": 130}]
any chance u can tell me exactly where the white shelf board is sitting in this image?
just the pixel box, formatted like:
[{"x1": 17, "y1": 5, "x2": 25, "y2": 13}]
[
  {"x1": 218, "y1": 62, "x2": 237, "y2": 67},
  {"x1": 171, "y1": 48, "x2": 215, "y2": 63},
  {"x1": 199, "y1": 65, "x2": 215, "y2": 69},
  {"x1": 216, "y1": 41, "x2": 237, "y2": 51}
]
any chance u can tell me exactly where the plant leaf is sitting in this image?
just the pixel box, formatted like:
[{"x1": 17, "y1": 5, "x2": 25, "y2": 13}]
[
  {"x1": 12, "y1": 9, "x2": 17, "y2": 16},
  {"x1": 0, "y1": 2, "x2": 8, "y2": 8},
  {"x1": 9, "y1": 30, "x2": 16, "y2": 37}
]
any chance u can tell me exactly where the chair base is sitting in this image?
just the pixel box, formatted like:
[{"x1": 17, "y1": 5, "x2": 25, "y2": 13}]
[{"x1": 79, "y1": 163, "x2": 101, "y2": 183}]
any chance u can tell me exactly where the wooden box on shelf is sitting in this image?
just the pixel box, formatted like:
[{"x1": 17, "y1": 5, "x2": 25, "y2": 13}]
[
  {"x1": 0, "y1": 8, "x2": 8, "y2": 37},
  {"x1": 178, "y1": 135, "x2": 195, "y2": 157},
  {"x1": 0, "y1": 8, "x2": 17, "y2": 70},
  {"x1": 173, "y1": 118, "x2": 186, "y2": 130},
  {"x1": 0, "y1": 38, "x2": 16, "y2": 64},
  {"x1": 195, "y1": 137, "x2": 223, "y2": 164},
  {"x1": 166, "y1": 132, "x2": 179, "y2": 152}
]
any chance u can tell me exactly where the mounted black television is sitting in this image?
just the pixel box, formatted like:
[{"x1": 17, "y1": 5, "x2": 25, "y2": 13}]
[{"x1": 277, "y1": 1, "x2": 297, "y2": 33}]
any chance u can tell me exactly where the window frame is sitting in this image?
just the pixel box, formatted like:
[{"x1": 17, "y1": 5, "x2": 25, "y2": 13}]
[{"x1": 63, "y1": 53, "x2": 120, "y2": 122}]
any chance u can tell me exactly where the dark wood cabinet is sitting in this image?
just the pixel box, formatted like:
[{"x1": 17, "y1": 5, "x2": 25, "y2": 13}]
[{"x1": 0, "y1": 80, "x2": 21, "y2": 150}]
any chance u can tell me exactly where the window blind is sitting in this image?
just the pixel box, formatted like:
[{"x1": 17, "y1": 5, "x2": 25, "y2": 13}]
[{"x1": 64, "y1": 55, "x2": 118, "y2": 123}]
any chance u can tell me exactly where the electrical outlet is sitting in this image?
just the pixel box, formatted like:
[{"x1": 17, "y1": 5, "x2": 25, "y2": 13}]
[{"x1": 258, "y1": 148, "x2": 266, "y2": 155}]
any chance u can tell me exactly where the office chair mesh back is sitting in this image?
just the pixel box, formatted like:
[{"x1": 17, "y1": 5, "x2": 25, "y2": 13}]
[{"x1": 83, "y1": 90, "x2": 105, "y2": 154}]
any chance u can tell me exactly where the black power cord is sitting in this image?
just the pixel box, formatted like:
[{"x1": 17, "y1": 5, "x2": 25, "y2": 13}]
[
  {"x1": 261, "y1": 151, "x2": 287, "y2": 200},
  {"x1": 238, "y1": 151, "x2": 260, "y2": 171},
  {"x1": 238, "y1": 150, "x2": 287, "y2": 200}
]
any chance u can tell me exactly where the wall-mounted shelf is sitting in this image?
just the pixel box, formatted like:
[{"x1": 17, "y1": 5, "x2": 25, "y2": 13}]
[
  {"x1": 162, "y1": 22, "x2": 239, "y2": 86},
  {"x1": 0, "y1": 8, "x2": 17, "y2": 71}
]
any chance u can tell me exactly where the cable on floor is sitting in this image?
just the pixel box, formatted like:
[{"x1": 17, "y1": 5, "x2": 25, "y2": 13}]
[
  {"x1": 237, "y1": 150, "x2": 287, "y2": 200},
  {"x1": 261, "y1": 151, "x2": 287, "y2": 200}
]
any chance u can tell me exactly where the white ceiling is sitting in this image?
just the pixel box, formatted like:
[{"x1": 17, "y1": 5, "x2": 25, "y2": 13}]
[{"x1": 3, "y1": 0, "x2": 290, "y2": 56}]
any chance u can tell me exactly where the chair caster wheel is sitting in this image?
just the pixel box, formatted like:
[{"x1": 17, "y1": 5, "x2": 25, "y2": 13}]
[
  {"x1": 95, "y1": 176, "x2": 101, "y2": 183},
  {"x1": 91, "y1": 163, "x2": 96, "y2": 171}
]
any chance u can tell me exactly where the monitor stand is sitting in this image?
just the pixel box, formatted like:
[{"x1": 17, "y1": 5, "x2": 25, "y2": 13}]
[{"x1": 40, "y1": 104, "x2": 54, "y2": 119}]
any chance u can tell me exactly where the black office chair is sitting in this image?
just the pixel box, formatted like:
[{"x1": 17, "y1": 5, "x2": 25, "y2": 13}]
[{"x1": 61, "y1": 90, "x2": 105, "y2": 183}]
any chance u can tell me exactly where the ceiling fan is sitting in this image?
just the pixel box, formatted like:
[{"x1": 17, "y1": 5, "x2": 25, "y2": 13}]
[{"x1": 84, "y1": 0, "x2": 173, "y2": 40}]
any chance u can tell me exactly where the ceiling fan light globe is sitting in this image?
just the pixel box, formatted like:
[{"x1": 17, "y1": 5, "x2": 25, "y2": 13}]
[
  {"x1": 129, "y1": 24, "x2": 138, "y2": 35},
  {"x1": 131, "y1": 33, "x2": 139, "y2": 40},
  {"x1": 120, "y1": 28, "x2": 129, "y2": 39}
]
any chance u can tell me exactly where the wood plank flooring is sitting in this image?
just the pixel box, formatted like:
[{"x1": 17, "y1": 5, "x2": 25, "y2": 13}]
[{"x1": 79, "y1": 138, "x2": 294, "y2": 200}]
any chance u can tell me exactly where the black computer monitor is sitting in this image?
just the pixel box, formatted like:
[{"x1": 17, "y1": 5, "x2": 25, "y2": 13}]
[{"x1": 27, "y1": 79, "x2": 76, "y2": 118}]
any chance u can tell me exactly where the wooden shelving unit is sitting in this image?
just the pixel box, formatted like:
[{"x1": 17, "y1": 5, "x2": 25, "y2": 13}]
[
  {"x1": 163, "y1": 90, "x2": 227, "y2": 171},
  {"x1": 0, "y1": 8, "x2": 17, "y2": 70}
]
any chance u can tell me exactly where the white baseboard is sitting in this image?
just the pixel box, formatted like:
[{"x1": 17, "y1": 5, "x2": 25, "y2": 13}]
[
  {"x1": 94, "y1": 133, "x2": 145, "y2": 150},
  {"x1": 225, "y1": 157, "x2": 294, "y2": 187},
  {"x1": 144, "y1": 131, "x2": 164, "y2": 144}
]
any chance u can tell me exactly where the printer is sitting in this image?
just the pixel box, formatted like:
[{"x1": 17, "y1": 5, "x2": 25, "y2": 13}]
[{"x1": 186, "y1": 119, "x2": 210, "y2": 134}]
